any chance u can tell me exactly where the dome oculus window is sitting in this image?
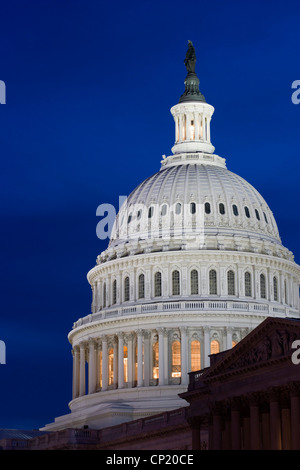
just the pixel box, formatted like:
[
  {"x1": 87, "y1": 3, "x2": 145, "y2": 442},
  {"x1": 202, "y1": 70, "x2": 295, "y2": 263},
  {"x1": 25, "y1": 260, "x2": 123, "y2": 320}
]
[
  {"x1": 255, "y1": 209, "x2": 260, "y2": 221},
  {"x1": 263, "y1": 212, "x2": 268, "y2": 223},
  {"x1": 137, "y1": 209, "x2": 142, "y2": 220}
]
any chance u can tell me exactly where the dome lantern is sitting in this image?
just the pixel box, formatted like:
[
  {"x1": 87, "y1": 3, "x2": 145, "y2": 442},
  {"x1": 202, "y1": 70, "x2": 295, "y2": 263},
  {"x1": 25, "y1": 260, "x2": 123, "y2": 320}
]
[{"x1": 171, "y1": 41, "x2": 215, "y2": 155}]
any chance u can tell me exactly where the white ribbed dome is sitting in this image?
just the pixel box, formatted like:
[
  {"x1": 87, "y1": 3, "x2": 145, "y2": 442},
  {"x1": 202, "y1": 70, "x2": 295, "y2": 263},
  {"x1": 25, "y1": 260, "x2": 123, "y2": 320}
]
[{"x1": 108, "y1": 156, "x2": 284, "y2": 259}]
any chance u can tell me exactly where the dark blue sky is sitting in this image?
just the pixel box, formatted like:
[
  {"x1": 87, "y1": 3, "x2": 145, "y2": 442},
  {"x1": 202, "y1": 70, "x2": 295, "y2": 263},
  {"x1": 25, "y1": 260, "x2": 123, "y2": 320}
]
[{"x1": 0, "y1": 0, "x2": 299, "y2": 430}]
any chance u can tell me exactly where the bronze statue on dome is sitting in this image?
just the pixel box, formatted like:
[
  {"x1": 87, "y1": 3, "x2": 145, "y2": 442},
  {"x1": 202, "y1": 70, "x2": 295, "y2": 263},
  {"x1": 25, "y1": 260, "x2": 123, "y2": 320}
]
[{"x1": 184, "y1": 40, "x2": 196, "y2": 74}]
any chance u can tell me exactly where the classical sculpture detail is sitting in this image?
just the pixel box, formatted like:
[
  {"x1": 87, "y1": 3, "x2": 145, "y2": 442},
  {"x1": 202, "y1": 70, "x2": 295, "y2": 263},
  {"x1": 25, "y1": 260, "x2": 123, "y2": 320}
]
[{"x1": 184, "y1": 40, "x2": 196, "y2": 73}]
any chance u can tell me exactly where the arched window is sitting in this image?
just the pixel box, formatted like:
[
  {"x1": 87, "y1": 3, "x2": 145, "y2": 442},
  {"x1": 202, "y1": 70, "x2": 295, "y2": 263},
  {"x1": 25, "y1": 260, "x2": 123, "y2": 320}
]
[
  {"x1": 190, "y1": 269, "x2": 199, "y2": 295},
  {"x1": 209, "y1": 269, "x2": 217, "y2": 295},
  {"x1": 103, "y1": 282, "x2": 106, "y2": 308},
  {"x1": 219, "y1": 203, "x2": 225, "y2": 215},
  {"x1": 260, "y1": 273, "x2": 266, "y2": 299},
  {"x1": 154, "y1": 272, "x2": 162, "y2": 297},
  {"x1": 245, "y1": 272, "x2": 252, "y2": 297},
  {"x1": 190, "y1": 202, "x2": 196, "y2": 214},
  {"x1": 108, "y1": 348, "x2": 114, "y2": 385},
  {"x1": 152, "y1": 341, "x2": 159, "y2": 379},
  {"x1": 191, "y1": 340, "x2": 201, "y2": 372},
  {"x1": 123, "y1": 346, "x2": 128, "y2": 383},
  {"x1": 171, "y1": 341, "x2": 181, "y2": 378},
  {"x1": 148, "y1": 206, "x2": 154, "y2": 218},
  {"x1": 112, "y1": 279, "x2": 117, "y2": 305},
  {"x1": 138, "y1": 273, "x2": 145, "y2": 299},
  {"x1": 227, "y1": 270, "x2": 235, "y2": 296},
  {"x1": 172, "y1": 270, "x2": 180, "y2": 296},
  {"x1": 232, "y1": 204, "x2": 239, "y2": 216},
  {"x1": 161, "y1": 204, "x2": 167, "y2": 216},
  {"x1": 124, "y1": 276, "x2": 130, "y2": 302},
  {"x1": 244, "y1": 206, "x2": 250, "y2": 218},
  {"x1": 211, "y1": 340, "x2": 220, "y2": 355},
  {"x1": 175, "y1": 203, "x2": 181, "y2": 215},
  {"x1": 273, "y1": 276, "x2": 278, "y2": 301},
  {"x1": 255, "y1": 209, "x2": 260, "y2": 221},
  {"x1": 205, "y1": 202, "x2": 211, "y2": 214}
]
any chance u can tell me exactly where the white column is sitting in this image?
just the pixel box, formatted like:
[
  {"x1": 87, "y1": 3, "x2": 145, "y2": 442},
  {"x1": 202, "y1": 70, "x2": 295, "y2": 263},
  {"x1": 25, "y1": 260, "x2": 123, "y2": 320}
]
[
  {"x1": 158, "y1": 328, "x2": 165, "y2": 386},
  {"x1": 137, "y1": 330, "x2": 143, "y2": 387},
  {"x1": 72, "y1": 346, "x2": 80, "y2": 399},
  {"x1": 204, "y1": 326, "x2": 210, "y2": 368},
  {"x1": 118, "y1": 333, "x2": 124, "y2": 389},
  {"x1": 113, "y1": 336, "x2": 118, "y2": 389},
  {"x1": 127, "y1": 333, "x2": 133, "y2": 388},
  {"x1": 88, "y1": 339, "x2": 96, "y2": 394},
  {"x1": 101, "y1": 336, "x2": 108, "y2": 391},
  {"x1": 207, "y1": 116, "x2": 211, "y2": 142},
  {"x1": 79, "y1": 343, "x2": 86, "y2": 397},
  {"x1": 143, "y1": 330, "x2": 150, "y2": 387},
  {"x1": 226, "y1": 327, "x2": 233, "y2": 350},
  {"x1": 164, "y1": 330, "x2": 169, "y2": 385},
  {"x1": 180, "y1": 327, "x2": 188, "y2": 385}
]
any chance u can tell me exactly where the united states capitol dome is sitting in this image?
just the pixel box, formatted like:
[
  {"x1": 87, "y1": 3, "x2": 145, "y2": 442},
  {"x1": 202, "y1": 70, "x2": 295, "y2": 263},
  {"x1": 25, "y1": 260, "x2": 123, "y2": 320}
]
[{"x1": 42, "y1": 42, "x2": 300, "y2": 433}]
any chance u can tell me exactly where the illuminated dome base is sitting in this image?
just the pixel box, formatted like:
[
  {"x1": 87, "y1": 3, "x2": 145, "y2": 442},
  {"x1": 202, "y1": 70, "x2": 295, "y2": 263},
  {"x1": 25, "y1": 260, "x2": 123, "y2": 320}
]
[{"x1": 42, "y1": 385, "x2": 188, "y2": 431}]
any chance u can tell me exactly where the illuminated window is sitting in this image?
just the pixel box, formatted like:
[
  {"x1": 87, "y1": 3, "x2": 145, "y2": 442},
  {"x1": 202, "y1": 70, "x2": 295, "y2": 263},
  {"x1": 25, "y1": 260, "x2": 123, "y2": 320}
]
[
  {"x1": 123, "y1": 346, "x2": 128, "y2": 383},
  {"x1": 138, "y1": 273, "x2": 145, "y2": 299},
  {"x1": 172, "y1": 270, "x2": 180, "y2": 295},
  {"x1": 103, "y1": 282, "x2": 106, "y2": 308},
  {"x1": 211, "y1": 340, "x2": 220, "y2": 355},
  {"x1": 171, "y1": 341, "x2": 181, "y2": 378},
  {"x1": 108, "y1": 348, "x2": 114, "y2": 385},
  {"x1": 152, "y1": 341, "x2": 159, "y2": 379},
  {"x1": 99, "y1": 350, "x2": 102, "y2": 388},
  {"x1": 232, "y1": 341, "x2": 238, "y2": 348},
  {"x1": 112, "y1": 279, "x2": 117, "y2": 305},
  {"x1": 124, "y1": 276, "x2": 130, "y2": 302},
  {"x1": 273, "y1": 276, "x2": 278, "y2": 301},
  {"x1": 154, "y1": 271, "x2": 162, "y2": 297},
  {"x1": 209, "y1": 269, "x2": 217, "y2": 295},
  {"x1": 260, "y1": 273, "x2": 266, "y2": 299},
  {"x1": 191, "y1": 340, "x2": 201, "y2": 371},
  {"x1": 245, "y1": 272, "x2": 252, "y2": 297},
  {"x1": 190, "y1": 269, "x2": 199, "y2": 295},
  {"x1": 190, "y1": 119, "x2": 195, "y2": 140},
  {"x1": 227, "y1": 270, "x2": 235, "y2": 296}
]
